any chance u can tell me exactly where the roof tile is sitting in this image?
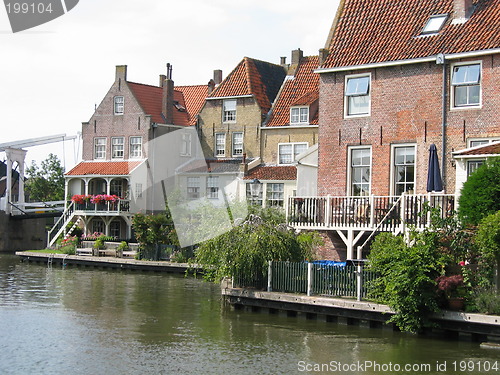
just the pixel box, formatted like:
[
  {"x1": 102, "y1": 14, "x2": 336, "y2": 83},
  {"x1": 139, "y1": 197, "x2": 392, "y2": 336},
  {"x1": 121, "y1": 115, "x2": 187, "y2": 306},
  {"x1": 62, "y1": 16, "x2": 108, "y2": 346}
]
[
  {"x1": 244, "y1": 165, "x2": 297, "y2": 180},
  {"x1": 66, "y1": 161, "x2": 142, "y2": 176}
]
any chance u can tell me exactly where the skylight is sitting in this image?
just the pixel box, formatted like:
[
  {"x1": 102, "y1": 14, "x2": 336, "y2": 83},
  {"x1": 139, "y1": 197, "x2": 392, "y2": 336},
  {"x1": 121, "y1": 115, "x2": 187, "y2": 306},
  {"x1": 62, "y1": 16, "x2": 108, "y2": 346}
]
[{"x1": 422, "y1": 14, "x2": 448, "y2": 34}]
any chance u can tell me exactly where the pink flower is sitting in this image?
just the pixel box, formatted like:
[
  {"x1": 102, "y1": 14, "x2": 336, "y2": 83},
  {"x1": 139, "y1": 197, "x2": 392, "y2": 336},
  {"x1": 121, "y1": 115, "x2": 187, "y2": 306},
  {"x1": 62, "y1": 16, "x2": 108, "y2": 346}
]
[{"x1": 459, "y1": 261, "x2": 466, "y2": 266}]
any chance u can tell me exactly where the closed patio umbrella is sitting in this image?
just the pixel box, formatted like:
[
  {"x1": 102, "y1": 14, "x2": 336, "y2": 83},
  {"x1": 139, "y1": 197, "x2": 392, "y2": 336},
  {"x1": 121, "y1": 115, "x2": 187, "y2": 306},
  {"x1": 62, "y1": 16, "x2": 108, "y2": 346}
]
[{"x1": 427, "y1": 143, "x2": 443, "y2": 192}]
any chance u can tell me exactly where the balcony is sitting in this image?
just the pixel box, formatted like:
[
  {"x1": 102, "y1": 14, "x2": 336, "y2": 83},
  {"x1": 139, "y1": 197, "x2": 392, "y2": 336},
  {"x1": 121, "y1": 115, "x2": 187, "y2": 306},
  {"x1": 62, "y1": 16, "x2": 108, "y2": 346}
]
[
  {"x1": 73, "y1": 200, "x2": 130, "y2": 215},
  {"x1": 287, "y1": 193, "x2": 455, "y2": 234}
]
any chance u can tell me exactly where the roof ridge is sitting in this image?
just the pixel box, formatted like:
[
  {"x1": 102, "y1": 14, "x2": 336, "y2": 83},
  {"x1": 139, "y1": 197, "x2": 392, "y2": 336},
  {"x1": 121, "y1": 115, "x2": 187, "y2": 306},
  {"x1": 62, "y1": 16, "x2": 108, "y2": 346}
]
[{"x1": 127, "y1": 81, "x2": 162, "y2": 90}]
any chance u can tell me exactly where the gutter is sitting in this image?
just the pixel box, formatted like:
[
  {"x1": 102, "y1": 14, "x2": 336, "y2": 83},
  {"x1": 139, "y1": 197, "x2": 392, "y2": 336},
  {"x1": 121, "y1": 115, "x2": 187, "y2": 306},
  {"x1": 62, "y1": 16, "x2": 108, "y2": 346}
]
[{"x1": 315, "y1": 48, "x2": 500, "y2": 74}]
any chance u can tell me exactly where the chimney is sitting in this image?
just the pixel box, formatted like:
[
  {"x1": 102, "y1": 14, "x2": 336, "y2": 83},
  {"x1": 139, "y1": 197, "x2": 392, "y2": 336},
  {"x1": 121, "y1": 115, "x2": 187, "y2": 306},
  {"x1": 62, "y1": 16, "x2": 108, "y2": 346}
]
[
  {"x1": 213, "y1": 69, "x2": 223, "y2": 85},
  {"x1": 208, "y1": 79, "x2": 215, "y2": 95},
  {"x1": 162, "y1": 63, "x2": 174, "y2": 124},
  {"x1": 115, "y1": 65, "x2": 127, "y2": 82},
  {"x1": 159, "y1": 74, "x2": 166, "y2": 87},
  {"x1": 280, "y1": 56, "x2": 287, "y2": 66},
  {"x1": 291, "y1": 49, "x2": 303, "y2": 65},
  {"x1": 319, "y1": 48, "x2": 330, "y2": 66},
  {"x1": 454, "y1": 0, "x2": 474, "y2": 20}
]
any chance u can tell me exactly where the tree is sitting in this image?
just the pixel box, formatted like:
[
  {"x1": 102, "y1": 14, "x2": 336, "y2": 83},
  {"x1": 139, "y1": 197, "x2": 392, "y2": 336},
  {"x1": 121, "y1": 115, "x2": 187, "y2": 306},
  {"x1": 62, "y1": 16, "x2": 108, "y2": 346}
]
[
  {"x1": 132, "y1": 211, "x2": 179, "y2": 260},
  {"x1": 475, "y1": 211, "x2": 500, "y2": 290},
  {"x1": 25, "y1": 153, "x2": 65, "y2": 202},
  {"x1": 459, "y1": 157, "x2": 500, "y2": 226},
  {"x1": 195, "y1": 208, "x2": 320, "y2": 283}
]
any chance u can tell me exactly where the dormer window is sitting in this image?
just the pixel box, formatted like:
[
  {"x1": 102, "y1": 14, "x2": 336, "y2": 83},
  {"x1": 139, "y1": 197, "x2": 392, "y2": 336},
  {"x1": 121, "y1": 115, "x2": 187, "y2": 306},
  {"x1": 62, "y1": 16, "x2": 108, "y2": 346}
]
[
  {"x1": 290, "y1": 107, "x2": 309, "y2": 125},
  {"x1": 114, "y1": 96, "x2": 124, "y2": 115},
  {"x1": 422, "y1": 14, "x2": 448, "y2": 34}
]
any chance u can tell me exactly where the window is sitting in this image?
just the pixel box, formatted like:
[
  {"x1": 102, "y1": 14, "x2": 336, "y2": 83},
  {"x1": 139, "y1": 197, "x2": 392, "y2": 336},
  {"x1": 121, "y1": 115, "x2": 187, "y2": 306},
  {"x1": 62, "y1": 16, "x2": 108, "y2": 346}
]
[
  {"x1": 422, "y1": 14, "x2": 448, "y2": 34},
  {"x1": 393, "y1": 145, "x2": 416, "y2": 195},
  {"x1": 110, "y1": 180, "x2": 123, "y2": 197},
  {"x1": 232, "y1": 132, "x2": 243, "y2": 156},
  {"x1": 345, "y1": 74, "x2": 370, "y2": 116},
  {"x1": 135, "y1": 183, "x2": 143, "y2": 199},
  {"x1": 92, "y1": 219, "x2": 105, "y2": 234},
  {"x1": 180, "y1": 133, "x2": 192, "y2": 156},
  {"x1": 94, "y1": 138, "x2": 106, "y2": 159},
  {"x1": 215, "y1": 133, "x2": 226, "y2": 157},
  {"x1": 114, "y1": 96, "x2": 124, "y2": 115},
  {"x1": 246, "y1": 183, "x2": 263, "y2": 206},
  {"x1": 290, "y1": 107, "x2": 309, "y2": 125},
  {"x1": 468, "y1": 138, "x2": 500, "y2": 148},
  {"x1": 112, "y1": 137, "x2": 124, "y2": 159},
  {"x1": 452, "y1": 63, "x2": 481, "y2": 108},
  {"x1": 110, "y1": 221, "x2": 121, "y2": 238},
  {"x1": 266, "y1": 183, "x2": 284, "y2": 207},
  {"x1": 349, "y1": 147, "x2": 371, "y2": 196},
  {"x1": 187, "y1": 177, "x2": 200, "y2": 199},
  {"x1": 206, "y1": 176, "x2": 219, "y2": 199},
  {"x1": 130, "y1": 137, "x2": 142, "y2": 158},
  {"x1": 278, "y1": 143, "x2": 308, "y2": 164},
  {"x1": 467, "y1": 160, "x2": 484, "y2": 177},
  {"x1": 223, "y1": 99, "x2": 236, "y2": 122}
]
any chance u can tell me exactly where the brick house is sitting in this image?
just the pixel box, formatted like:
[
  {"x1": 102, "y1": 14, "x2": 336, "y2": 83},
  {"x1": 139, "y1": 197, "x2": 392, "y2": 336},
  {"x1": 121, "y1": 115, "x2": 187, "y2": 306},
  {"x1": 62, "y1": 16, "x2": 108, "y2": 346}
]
[
  {"x1": 289, "y1": 0, "x2": 500, "y2": 260},
  {"x1": 49, "y1": 65, "x2": 207, "y2": 245}
]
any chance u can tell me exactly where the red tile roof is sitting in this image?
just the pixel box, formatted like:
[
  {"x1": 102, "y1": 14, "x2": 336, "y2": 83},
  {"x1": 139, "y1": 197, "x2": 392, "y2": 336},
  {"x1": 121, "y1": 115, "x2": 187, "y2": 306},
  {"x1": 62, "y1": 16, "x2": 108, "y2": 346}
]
[
  {"x1": 454, "y1": 142, "x2": 500, "y2": 156},
  {"x1": 209, "y1": 57, "x2": 286, "y2": 114},
  {"x1": 175, "y1": 85, "x2": 209, "y2": 126},
  {"x1": 244, "y1": 165, "x2": 297, "y2": 181},
  {"x1": 266, "y1": 56, "x2": 319, "y2": 127},
  {"x1": 127, "y1": 81, "x2": 206, "y2": 126},
  {"x1": 66, "y1": 161, "x2": 142, "y2": 176},
  {"x1": 322, "y1": 0, "x2": 500, "y2": 69}
]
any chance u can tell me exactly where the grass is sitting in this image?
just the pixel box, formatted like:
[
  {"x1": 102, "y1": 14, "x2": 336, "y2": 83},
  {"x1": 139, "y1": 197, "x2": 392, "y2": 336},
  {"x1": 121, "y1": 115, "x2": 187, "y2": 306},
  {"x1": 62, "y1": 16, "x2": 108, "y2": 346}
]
[{"x1": 25, "y1": 249, "x2": 65, "y2": 254}]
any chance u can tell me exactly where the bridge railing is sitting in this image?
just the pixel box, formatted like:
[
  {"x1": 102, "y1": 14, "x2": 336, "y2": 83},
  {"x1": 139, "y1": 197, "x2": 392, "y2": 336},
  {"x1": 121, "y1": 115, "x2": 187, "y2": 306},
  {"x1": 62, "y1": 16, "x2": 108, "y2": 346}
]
[{"x1": 8, "y1": 200, "x2": 66, "y2": 216}]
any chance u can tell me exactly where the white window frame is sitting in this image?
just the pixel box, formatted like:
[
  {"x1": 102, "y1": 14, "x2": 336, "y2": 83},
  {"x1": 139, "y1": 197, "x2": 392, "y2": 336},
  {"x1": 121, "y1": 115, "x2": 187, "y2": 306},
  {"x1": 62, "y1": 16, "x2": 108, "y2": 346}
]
[
  {"x1": 344, "y1": 73, "x2": 371, "y2": 118},
  {"x1": 278, "y1": 142, "x2": 309, "y2": 165},
  {"x1": 451, "y1": 61, "x2": 481, "y2": 109},
  {"x1": 215, "y1": 133, "x2": 226, "y2": 157},
  {"x1": 187, "y1": 177, "x2": 200, "y2": 200},
  {"x1": 180, "y1": 133, "x2": 192, "y2": 157},
  {"x1": 467, "y1": 159, "x2": 485, "y2": 177},
  {"x1": 390, "y1": 144, "x2": 416, "y2": 195},
  {"x1": 290, "y1": 106, "x2": 309, "y2": 125},
  {"x1": 266, "y1": 183, "x2": 285, "y2": 207},
  {"x1": 223, "y1": 99, "x2": 237, "y2": 123},
  {"x1": 114, "y1": 96, "x2": 124, "y2": 115},
  {"x1": 129, "y1": 136, "x2": 142, "y2": 159},
  {"x1": 94, "y1": 137, "x2": 106, "y2": 160},
  {"x1": 111, "y1": 137, "x2": 124, "y2": 159},
  {"x1": 232, "y1": 132, "x2": 243, "y2": 157},
  {"x1": 206, "y1": 176, "x2": 219, "y2": 199},
  {"x1": 467, "y1": 138, "x2": 500, "y2": 148},
  {"x1": 422, "y1": 14, "x2": 448, "y2": 34},
  {"x1": 347, "y1": 145, "x2": 372, "y2": 196}
]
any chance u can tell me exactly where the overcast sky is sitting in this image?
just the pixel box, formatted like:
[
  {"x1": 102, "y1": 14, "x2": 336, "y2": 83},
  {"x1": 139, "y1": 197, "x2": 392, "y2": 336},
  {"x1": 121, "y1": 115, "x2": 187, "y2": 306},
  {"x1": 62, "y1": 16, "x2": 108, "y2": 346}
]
[{"x1": 0, "y1": 0, "x2": 338, "y2": 171}]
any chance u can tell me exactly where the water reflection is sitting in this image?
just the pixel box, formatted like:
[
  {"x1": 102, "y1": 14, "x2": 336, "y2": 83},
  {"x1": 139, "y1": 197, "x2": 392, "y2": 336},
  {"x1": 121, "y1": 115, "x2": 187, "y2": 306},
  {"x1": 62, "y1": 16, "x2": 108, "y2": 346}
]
[{"x1": 0, "y1": 254, "x2": 498, "y2": 375}]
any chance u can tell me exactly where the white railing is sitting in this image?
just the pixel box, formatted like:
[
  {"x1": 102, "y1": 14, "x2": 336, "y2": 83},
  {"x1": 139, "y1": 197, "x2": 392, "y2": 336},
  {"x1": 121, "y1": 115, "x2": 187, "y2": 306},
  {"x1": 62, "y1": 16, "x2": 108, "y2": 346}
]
[
  {"x1": 287, "y1": 193, "x2": 456, "y2": 233},
  {"x1": 8, "y1": 200, "x2": 66, "y2": 215},
  {"x1": 73, "y1": 199, "x2": 130, "y2": 214}
]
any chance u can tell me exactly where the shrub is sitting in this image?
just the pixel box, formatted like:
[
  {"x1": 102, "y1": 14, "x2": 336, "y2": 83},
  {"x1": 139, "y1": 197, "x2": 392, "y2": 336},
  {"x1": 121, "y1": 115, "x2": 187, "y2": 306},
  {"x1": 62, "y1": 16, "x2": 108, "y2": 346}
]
[
  {"x1": 117, "y1": 241, "x2": 129, "y2": 251},
  {"x1": 474, "y1": 211, "x2": 500, "y2": 288},
  {"x1": 368, "y1": 230, "x2": 448, "y2": 333},
  {"x1": 93, "y1": 235, "x2": 106, "y2": 250},
  {"x1": 474, "y1": 288, "x2": 500, "y2": 315},
  {"x1": 459, "y1": 157, "x2": 500, "y2": 226}
]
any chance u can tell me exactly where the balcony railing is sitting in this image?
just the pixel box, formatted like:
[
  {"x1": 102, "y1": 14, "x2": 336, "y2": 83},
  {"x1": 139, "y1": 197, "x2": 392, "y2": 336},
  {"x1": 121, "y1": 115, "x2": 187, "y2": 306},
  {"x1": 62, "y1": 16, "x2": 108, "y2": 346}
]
[
  {"x1": 287, "y1": 194, "x2": 455, "y2": 233},
  {"x1": 73, "y1": 199, "x2": 130, "y2": 214}
]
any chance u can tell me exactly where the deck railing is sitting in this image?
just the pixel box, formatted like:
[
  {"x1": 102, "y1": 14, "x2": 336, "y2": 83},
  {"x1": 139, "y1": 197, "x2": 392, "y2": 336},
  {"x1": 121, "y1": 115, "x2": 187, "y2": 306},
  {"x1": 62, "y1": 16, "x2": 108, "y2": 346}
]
[
  {"x1": 73, "y1": 199, "x2": 130, "y2": 214},
  {"x1": 287, "y1": 193, "x2": 455, "y2": 233}
]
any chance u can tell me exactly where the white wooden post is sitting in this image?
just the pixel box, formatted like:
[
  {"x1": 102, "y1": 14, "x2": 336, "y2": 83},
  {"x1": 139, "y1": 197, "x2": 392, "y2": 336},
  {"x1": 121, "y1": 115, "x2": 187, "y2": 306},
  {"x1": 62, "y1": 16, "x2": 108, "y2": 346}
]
[
  {"x1": 356, "y1": 264, "x2": 363, "y2": 301},
  {"x1": 267, "y1": 260, "x2": 273, "y2": 292},
  {"x1": 369, "y1": 194, "x2": 375, "y2": 227},
  {"x1": 400, "y1": 192, "x2": 406, "y2": 234},
  {"x1": 307, "y1": 262, "x2": 313, "y2": 296},
  {"x1": 326, "y1": 195, "x2": 331, "y2": 227}
]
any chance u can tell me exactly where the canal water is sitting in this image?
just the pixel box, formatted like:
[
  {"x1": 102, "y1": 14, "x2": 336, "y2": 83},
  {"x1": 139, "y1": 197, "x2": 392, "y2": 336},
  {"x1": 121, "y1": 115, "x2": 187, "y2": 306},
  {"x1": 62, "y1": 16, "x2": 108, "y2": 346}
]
[{"x1": 0, "y1": 253, "x2": 498, "y2": 375}]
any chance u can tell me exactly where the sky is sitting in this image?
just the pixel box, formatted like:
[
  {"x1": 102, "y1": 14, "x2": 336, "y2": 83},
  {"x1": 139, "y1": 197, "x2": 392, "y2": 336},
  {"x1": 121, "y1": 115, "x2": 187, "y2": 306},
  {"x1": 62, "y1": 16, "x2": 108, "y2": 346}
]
[{"x1": 0, "y1": 0, "x2": 338, "y2": 172}]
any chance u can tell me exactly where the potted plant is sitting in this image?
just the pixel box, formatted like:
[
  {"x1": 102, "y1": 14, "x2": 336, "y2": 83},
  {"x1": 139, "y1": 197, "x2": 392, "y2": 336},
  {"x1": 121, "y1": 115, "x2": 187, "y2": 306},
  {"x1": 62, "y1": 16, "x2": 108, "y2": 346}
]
[
  {"x1": 436, "y1": 274, "x2": 466, "y2": 311},
  {"x1": 116, "y1": 241, "x2": 129, "y2": 258}
]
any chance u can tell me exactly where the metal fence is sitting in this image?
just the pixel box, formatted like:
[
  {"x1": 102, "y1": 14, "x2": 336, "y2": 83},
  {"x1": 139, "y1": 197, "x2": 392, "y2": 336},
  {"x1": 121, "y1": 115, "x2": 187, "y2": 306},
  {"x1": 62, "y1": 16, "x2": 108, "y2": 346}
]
[{"x1": 233, "y1": 260, "x2": 379, "y2": 301}]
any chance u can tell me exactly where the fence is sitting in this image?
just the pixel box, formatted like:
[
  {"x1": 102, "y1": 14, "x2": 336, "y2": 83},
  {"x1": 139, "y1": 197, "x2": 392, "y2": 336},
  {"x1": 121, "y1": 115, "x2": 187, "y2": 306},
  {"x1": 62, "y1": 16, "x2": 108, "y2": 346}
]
[{"x1": 233, "y1": 260, "x2": 379, "y2": 301}]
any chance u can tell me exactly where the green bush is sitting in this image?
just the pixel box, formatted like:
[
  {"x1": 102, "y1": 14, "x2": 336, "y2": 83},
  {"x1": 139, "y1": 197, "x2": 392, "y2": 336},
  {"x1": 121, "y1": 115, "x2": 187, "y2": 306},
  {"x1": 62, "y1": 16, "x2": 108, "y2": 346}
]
[
  {"x1": 93, "y1": 235, "x2": 106, "y2": 250},
  {"x1": 117, "y1": 241, "x2": 129, "y2": 251},
  {"x1": 474, "y1": 288, "x2": 500, "y2": 315},
  {"x1": 474, "y1": 211, "x2": 500, "y2": 288},
  {"x1": 368, "y1": 229, "x2": 449, "y2": 333},
  {"x1": 459, "y1": 157, "x2": 500, "y2": 226}
]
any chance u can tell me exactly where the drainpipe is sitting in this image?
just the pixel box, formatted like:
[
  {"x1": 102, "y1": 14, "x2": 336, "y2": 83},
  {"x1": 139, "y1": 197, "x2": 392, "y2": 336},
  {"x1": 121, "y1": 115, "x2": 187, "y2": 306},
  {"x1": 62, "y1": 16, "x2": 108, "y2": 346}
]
[{"x1": 437, "y1": 53, "x2": 447, "y2": 191}]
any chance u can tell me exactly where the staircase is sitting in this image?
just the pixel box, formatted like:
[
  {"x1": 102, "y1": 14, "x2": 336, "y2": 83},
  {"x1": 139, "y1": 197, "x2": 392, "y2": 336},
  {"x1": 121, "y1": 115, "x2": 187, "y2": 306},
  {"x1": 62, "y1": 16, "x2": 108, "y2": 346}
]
[{"x1": 47, "y1": 201, "x2": 75, "y2": 247}]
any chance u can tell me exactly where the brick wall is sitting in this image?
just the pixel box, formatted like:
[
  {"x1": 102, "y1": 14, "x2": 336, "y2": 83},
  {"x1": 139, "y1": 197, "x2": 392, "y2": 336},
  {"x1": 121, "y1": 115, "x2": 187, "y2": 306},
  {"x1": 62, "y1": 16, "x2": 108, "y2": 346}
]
[
  {"x1": 82, "y1": 80, "x2": 151, "y2": 161},
  {"x1": 198, "y1": 97, "x2": 262, "y2": 160},
  {"x1": 318, "y1": 54, "x2": 500, "y2": 196}
]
